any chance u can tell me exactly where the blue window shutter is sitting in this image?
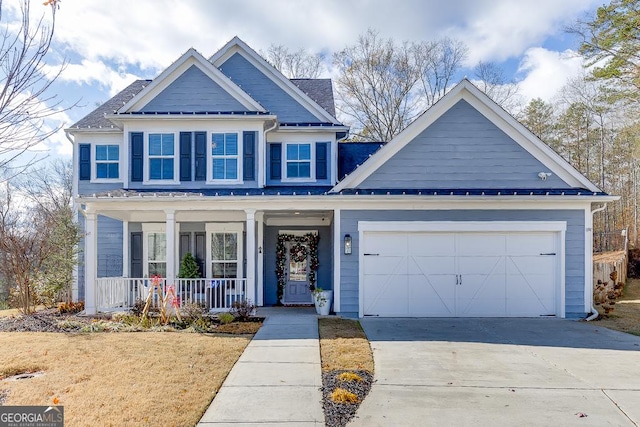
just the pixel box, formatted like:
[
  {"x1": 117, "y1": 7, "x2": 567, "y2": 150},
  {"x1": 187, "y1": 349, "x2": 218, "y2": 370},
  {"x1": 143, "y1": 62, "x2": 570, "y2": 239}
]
[
  {"x1": 79, "y1": 144, "x2": 91, "y2": 180},
  {"x1": 316, "y1": 142, "x2": 327, "y2": 180},
  {"x1": 179, "y1": 132, "x2": 192, "y2": 181},
  {"x1": 194, "y1": 131, "x2": 206, "y2": 181},
  {"x1": 270, "y1": 143, "x2": 281, "y2": 180},
  {"x1": 130, "y1": 132, "x2": 144, "y2": 182},
  {"x1": 243, "y1": 131, "x2": 255, "y2": 181}
]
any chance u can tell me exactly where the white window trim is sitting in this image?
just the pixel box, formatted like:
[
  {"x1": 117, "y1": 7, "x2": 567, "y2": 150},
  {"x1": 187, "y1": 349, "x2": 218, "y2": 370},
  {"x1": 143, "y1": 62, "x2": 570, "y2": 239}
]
[
  {"x1": 91, "y1": 143, "x2": 122, "y2": 183},
  {"x1": 205, "y1": 223, "x2": 244, "y2": 279},
  {"x1": 207, "y1": 131, "x2": 243, "y2": 185},
  {"x1": 281, "y1": 142, "x2": 316, "y2": 183},
  {"x1": 142, "y1": 223, "x2": 167, "y2": 277},
  {"x1": 144, "y1": 132, "x2": 179, "y2": 185}
]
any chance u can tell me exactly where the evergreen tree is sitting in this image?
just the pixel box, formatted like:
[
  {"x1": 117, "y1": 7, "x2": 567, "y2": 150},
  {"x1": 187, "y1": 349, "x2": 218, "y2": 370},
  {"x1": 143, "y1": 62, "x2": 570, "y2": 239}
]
[{"x1": 178, "y1": 253, "x2": 200, "y2": 278}]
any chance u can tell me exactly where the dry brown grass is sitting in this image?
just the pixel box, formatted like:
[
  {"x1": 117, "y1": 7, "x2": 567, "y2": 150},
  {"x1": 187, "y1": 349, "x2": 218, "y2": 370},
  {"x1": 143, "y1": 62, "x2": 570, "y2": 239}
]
[
  {"x1": 595, "y1": 278, "x2": 640, "y2": 336},
  {"x1": 0, "y1": 332, "x2": 251, "y2": 426},
  {"x1": 318, "y1": 318, "x2": 374, "y2": 372},
  {"x1": 330, "y1": 388, "x2": 359, "y2": 404}
]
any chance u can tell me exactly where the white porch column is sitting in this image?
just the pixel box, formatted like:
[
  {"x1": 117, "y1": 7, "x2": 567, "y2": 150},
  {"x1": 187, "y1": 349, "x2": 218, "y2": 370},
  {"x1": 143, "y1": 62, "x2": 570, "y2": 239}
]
[
  {"x1": 256, "y1": 212, "x2": 265, "y2": 306},
  {"x1": 245, "y1": 209, "x2": 256, "y2": 304},
  {"x1": 333, "y1": 209, "x2": 341, "y2": 313},
  {"x1": 165, "y1": 210, "x2": 176, "y2": 284},
  {"x1": 84, "y1": 211, "x2": 97, "y2": 314},
  {"x1": 122, "y1": 221, "x2": 129, "y2": 277}
]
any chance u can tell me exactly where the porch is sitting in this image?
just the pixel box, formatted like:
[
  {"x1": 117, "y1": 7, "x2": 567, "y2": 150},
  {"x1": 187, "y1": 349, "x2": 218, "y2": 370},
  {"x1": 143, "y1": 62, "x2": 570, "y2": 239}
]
[
  {"x1": 79, "y1": 198, "x2": 336, "y2": 314},
  {"x1": 95, "y1": 277, "x2": 246, "y2": 312}
]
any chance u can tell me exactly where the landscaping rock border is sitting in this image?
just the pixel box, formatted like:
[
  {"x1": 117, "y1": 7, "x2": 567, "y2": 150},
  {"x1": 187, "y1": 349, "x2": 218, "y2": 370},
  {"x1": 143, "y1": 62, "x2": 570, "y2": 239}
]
[{"x1": 321, "y1": 369, "x2": 373, "y2": 427}]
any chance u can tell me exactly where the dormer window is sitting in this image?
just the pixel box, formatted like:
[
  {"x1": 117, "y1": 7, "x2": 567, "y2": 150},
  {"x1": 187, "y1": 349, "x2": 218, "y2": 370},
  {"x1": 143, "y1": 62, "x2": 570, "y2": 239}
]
[{"x1": 211, "y1": 132, "x2": 239, "y2": 181}]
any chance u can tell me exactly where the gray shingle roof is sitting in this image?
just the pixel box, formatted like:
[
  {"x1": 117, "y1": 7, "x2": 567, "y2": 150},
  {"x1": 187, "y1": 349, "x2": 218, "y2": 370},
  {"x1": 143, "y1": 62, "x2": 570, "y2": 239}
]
[
  {"x1": 70, "y1": 80, "x2": 150, "y2": 129},
  {"x1": 290, "y1": 78, "x2": 336, "y2": 118},
  {"x1": 70, "y1": 77, "x2": 338, "y2": 129}
]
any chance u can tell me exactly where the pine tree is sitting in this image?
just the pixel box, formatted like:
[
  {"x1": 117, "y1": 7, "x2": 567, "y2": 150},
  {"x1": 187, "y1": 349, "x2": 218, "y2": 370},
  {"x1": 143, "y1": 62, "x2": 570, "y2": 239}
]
[{"x1": 178, "y1": 253, "x2": 200, "y2": 278}]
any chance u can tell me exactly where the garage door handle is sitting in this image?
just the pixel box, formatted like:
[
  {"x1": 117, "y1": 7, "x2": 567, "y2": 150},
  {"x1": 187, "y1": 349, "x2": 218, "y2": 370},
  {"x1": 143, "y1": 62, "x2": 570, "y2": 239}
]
[
  {"x1": 540, "y1": 253, "x2": 556, "y2": 256},
  {"x1": 364, "y1": 253, "x2": 379, "y2": 256}
]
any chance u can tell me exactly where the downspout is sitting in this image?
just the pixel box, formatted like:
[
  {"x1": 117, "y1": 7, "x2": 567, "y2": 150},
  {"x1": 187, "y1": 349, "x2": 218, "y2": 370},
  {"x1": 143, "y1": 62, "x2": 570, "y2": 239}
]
[{"x1": 586, "y1": 203, "x2": 608, "y2": 321}]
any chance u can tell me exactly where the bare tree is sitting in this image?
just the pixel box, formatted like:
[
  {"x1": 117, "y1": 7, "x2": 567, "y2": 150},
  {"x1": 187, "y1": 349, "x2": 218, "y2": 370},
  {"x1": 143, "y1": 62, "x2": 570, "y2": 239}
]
[
  {"x1": 333, "y1": 29, "x2": 421, "y2": 141},
  {"x1": 0, "y1": 159, "x2": 80, "y2": 313},
  {"x1": 473, "y1": 61, "x2": 521, "y2": 113},
  {"x1": 334, "y1": 31, "x2": 468, "y2": 141},
  {"x1": 262, "y1": 44, "x2": 324, "y2": 79},
  {"x1": 0, "y1": 0, "x2": 64, "y2": 177},
  {"x1": 414, "y1": 37, "x2": 468, "y2": 108}
]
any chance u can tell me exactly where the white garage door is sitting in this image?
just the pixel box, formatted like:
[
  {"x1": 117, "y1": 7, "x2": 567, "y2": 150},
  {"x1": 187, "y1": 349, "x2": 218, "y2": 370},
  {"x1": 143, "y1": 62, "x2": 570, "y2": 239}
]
[{"x1": 361, "y1": 230, "x2": 559, "y2": 317}]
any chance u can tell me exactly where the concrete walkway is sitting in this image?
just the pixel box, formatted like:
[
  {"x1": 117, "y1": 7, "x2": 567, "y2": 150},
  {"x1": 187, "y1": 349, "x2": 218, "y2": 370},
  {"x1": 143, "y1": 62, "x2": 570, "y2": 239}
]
[{"x1": 198, "y1": 307, "x2": 324, "y2": 426}]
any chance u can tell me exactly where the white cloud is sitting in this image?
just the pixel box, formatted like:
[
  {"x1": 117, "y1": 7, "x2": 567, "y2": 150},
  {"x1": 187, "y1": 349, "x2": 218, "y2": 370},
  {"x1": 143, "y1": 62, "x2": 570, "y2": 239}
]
[
  {"x1": 54, "y1": 60, "x2": 140, "y2": 96},
  {"x1": 517, "y1": 47, "x2": 585, "y2": 102}
]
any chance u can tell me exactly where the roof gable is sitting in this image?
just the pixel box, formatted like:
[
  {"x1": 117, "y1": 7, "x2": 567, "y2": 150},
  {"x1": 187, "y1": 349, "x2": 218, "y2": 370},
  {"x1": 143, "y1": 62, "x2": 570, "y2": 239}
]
[
  {"x1": 332, "y1": 80, "x2": 601, "y2": 193},
  {"x1": 211, "y1": 37, "x2": 339, "y2": 124},
  {"x1": 119, "y1": 48, "x2": 264, "y2": 113}
]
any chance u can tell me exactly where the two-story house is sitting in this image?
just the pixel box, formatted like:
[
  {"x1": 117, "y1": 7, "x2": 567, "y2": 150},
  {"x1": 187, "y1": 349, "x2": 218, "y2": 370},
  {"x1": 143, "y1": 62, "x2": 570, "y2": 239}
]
[{"x1": 68, "y1": 36, "x2": 615, "y2": 319}]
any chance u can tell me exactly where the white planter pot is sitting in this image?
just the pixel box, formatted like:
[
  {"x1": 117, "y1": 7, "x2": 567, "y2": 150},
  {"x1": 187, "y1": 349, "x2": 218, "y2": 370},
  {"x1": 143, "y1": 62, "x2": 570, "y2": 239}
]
[{"x1": 314, "y1": 290, "x2": 333, "y2": 316}]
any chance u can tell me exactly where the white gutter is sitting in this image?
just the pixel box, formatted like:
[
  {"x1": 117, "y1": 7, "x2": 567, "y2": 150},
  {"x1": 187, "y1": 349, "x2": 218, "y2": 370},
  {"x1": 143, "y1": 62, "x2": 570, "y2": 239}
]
[{"x1": 586, "y1": 203, "x2": 608, "y2": 321}]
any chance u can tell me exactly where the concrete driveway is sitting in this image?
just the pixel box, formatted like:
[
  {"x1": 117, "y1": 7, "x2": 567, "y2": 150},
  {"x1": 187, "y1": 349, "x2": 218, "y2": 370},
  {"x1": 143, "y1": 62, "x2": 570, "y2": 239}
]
[{"x1": 352, "y1": 318, "x2": 640, "y2": 427}]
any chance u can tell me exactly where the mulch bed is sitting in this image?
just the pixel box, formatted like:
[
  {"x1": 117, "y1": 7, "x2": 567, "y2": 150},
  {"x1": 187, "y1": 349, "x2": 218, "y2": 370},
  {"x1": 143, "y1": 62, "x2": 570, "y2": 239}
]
[
  {"x1": 0, "y1": 309, "x2": 91, "y2": 332},
  {"x1": 321, "y1": 369, "x2": 373, "y2": 427}
]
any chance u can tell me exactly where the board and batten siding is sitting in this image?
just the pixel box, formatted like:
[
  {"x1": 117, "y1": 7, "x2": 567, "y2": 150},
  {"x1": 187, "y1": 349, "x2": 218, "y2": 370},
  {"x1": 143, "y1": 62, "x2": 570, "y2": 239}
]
[
  {"x1": 77, "y1": 214, "x2": 124, "y2": 300},
  {"x1": 338, "y1": 209, "x2": 585, "y2": 318},
  {"x1": 219, "y1": 53, "x2": 321, "y2": 123},
  {"x1": 140, "y1": 65, "x2": 248, "y2": 113},
  {"x1": 358, "y1": 100, "x2": 572, "y2": 190}
]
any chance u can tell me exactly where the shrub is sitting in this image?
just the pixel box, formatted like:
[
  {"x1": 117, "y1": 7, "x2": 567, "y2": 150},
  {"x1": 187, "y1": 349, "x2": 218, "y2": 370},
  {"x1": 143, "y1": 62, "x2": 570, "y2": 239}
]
[
  {"x1": 218, "y1": 312, "x2": 234, "y2": 324},
  {"x1": 337, "y1": 372, "x2": 363, "y2": 382},
  {"x1": 58, "y1": 301, "x2": 84, "y2": 314},
  {"x1": 230, "y1": 299, "x2": 256, "y2": 321},
  {"x1": 130, "y1": 299, "x2": 146, "y2": 317},
  {"x1": 330, "y1": 388, "x2": 359, "y2": 404},
  {"x1": 178, "y1": 252, "x2": 201, "y2": 278}
]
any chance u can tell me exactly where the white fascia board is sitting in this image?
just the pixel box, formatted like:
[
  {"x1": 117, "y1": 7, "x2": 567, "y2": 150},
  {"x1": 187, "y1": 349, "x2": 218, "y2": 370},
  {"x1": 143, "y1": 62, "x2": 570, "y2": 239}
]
[
  {"x1": 119, "y1": 48, "x2": 264, "y2": 113},
  {"x1": 277, "y1": 126, "x2": 350, "y2": 133},
  {"x1": 358, "y1": 220, "x2": 567, "y2": 232},
  {"x1": 332, "y1": 80, "x2": 601, "y2": 193},
  {"x1": 76, "y1": 195, "x2": 605, "y2": 217},
  {"x1": 65, "y1": 128, "x2": 122, "y2": 135},
  {"x1": 210, "y1": 37, "x2": 340, "y2": 125}
]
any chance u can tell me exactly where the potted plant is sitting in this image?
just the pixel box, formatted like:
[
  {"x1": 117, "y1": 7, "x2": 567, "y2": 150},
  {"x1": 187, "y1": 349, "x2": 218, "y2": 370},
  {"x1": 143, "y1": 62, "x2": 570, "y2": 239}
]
[{"x1": 312, "y1": 287, "x2": 333, "y2": 316}]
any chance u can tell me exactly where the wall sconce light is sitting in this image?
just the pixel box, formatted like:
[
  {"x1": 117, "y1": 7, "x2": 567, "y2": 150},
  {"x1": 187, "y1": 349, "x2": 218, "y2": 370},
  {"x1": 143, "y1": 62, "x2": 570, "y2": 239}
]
[
  {"x1": 344, "y1": 234, "x2": 352, "y2": 255},
  {"x1": 258, "y1": 246, "x2": 263, "y2": 254}
]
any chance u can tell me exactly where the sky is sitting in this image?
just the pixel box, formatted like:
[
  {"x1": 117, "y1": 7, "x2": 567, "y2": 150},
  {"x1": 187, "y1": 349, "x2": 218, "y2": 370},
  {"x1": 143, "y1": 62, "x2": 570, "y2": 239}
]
[{"x1": 3, "y1": 0, "x2": 602, "y2": 159}]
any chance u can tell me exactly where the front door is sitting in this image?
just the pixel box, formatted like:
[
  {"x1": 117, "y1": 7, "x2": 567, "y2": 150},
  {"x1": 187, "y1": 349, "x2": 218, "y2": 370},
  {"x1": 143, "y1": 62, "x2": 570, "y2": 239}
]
[{"x1": 284, "y1": 242, "x2": 312, "y2": 304}]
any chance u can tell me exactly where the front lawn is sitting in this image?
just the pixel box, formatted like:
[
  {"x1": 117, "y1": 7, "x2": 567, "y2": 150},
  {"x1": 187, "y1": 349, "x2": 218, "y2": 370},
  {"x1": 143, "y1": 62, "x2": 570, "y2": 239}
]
[
  {"x1": 0, "y1": 332, "x2": 251, "y2": 426},
  {"x1": 595, "y1": 278, "x2": 640, "y2": 336}
]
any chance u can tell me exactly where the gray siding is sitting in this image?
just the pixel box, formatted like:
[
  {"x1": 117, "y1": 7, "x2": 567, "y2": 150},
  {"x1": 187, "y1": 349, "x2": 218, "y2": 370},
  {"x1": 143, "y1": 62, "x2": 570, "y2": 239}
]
[
  {"x1": 77, "y1": 214, "x2": 123, "y2": 301},
  {"x1": 219, "y1": 53, "x2": 322, "y2": 123},
  {"x1": 359, "y1": 100, "x2": 571, "y2": 190},
  {"x1": 339, "y1": 210, "x2": 585, "y2": 318},
  {"x1": 141, "y1": 65, "x2": 248, "y2": 113},
  {"x1": 264, "y1": 225, "x2": 332, "y2": 306}
]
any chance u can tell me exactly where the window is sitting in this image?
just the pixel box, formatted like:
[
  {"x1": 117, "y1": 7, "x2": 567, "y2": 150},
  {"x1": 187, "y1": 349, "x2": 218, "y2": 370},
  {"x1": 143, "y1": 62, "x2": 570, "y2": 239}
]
[
  {"x1": 148, "y1": 133, "x2": 175, "y2": 180},
  {"x1": 211, "y1": 133, "x2": 238, "y2": 180},
  {"x1": 211, "y1": 233, "x2": 238, "y2": 278},
  {"x1": 95, "y1": 145, "x2": 119, "y2": 179},
  {"x1": 285, "y1": 143, "x2": 311, "y2": 178},
  {"x1": 147, "y1": 232, "x2": 167, "y2": 277}
]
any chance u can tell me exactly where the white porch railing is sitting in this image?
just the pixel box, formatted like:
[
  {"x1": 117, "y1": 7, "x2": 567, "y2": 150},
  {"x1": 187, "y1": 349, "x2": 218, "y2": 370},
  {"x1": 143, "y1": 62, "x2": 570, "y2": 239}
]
[{"x1": 95, "y1": 277, "x2": 247, "y2": 312}]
